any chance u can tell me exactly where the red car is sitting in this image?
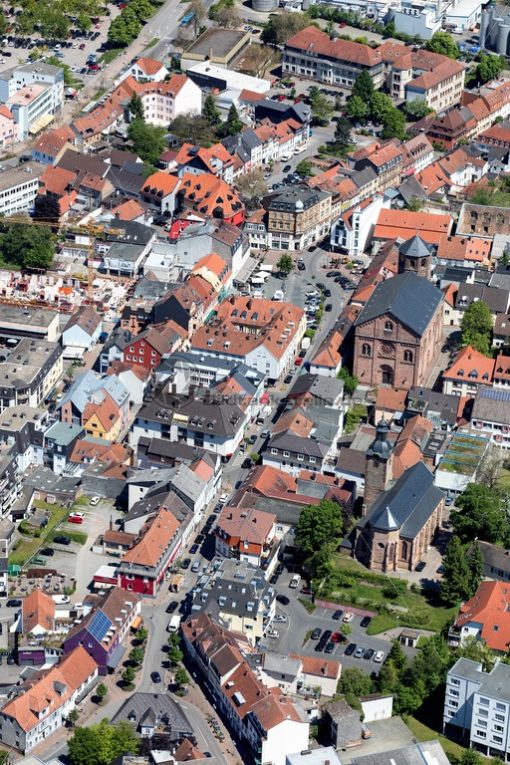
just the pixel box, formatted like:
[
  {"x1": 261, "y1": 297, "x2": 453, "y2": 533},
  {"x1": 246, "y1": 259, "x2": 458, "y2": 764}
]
[
  {"x1": 68, "y1": 513, "x2": 84, "y2": 524},
  {"x1": 331, "y1": 632, "x2": 343, "y2": 643},
  {"x1": 295, "y1": 357, "x2": 303, "y2": 366},
  {"x1": 79, "y1": 43, "x2": 86, "y2": 49}
]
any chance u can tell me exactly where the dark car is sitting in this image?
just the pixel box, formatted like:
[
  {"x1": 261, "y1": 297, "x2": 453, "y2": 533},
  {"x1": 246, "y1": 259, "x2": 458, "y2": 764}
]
[
  {"x1": 325, "y1": 641, "x2": 335, "y2": 653},
  {"x1": 311, "y1": 628, "x2": 321, "y2": 640},
  {"x1": 415, "y1": 560, "x2": 426, "y2": 572},
  {"x1": 332, "y1": 609, "x2": 343, "y2": 620},
  {"x1": 277, "y1": 594, "x2": 290, "y2": 606},
  {"x1": 316, "y1": 282, "x2": 325, "y2": 290},
  {"x1": 54, "y1": 535, "x2": 71, "y2": 545},
  {"x1": 344, "y1": 643, "x2": 357, "y2": 656},
  {"x1": 284, "y1": 374, "x2": 293, "y2": 384},
  {"x1": 325, "y1": 304, "x2": 332, "y2": 312},
  {"x1": 6, "y1": 655, "x2": 14, "y2": 665},
  {"x1": 283, "y1": 164, "x2": 291, "y2": 172},
  {"x1": 6, "y1": 599, "x2": 21, "y2": 608},
  {"x1": 298, "y1": 350, "x2": 306, "y2": 358},
  {"x1": 364, "y1": 648, "x2": 375, "y2": 660},
  {"x1": 189, "y1": 543, "x2": 199, "y2": 555},
  {"x1": 248, "y1": 434, "x2": 257, "y2": 444},
  {"x1": 166, "y1": 601, "x2": 178, "y2": 613},
  {"x1": 270, "y1": 574, "x2": 278, "y2": 585},
  {"x1": 324, "y1": 289, "x2": 331, "y2": 297},
  {"x1": 242, "y1": 457, "x2": 252, "y2": 469},
  {"x1": 40, "y1": 548, "x2": 54, "y2": 557},
  {"x1": 360, "y1": 616, "x2": 371, "y2": 628},
  {"x1": 195, "y1": 534, "x2": 205, "y2": 544},
  {"x1": 326, "y1": 270, "x2": 341, "y2": 278},
  {"x1": 151, "y1": 671, "x2": 162, "y2": 683},
  {"x1": 181, "y1": 558, "x2": 191, "y2": 569},
  {"x1": 276, "y1": 563, "x2": 284, "y2": 575}
]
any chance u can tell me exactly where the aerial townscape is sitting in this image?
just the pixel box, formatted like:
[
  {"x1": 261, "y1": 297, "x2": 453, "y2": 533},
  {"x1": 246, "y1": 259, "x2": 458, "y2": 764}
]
[{"x1": 5, "y1": 0, "x2": 510, "y2": 764}]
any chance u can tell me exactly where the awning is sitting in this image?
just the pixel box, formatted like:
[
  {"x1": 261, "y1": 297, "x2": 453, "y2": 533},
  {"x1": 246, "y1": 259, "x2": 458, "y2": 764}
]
[
  {"x1": 233, "y1": 256, "x2": 258, "y2": 286},
  {"x1": 106, "y1": 643, "x2": 126, "y2": 669},
  {"x1": 29, "y1": 112, "x2": 54, "y2": 135},
  {"x1": 131, "y1": 615, "x2": 143, "y2": 630}
]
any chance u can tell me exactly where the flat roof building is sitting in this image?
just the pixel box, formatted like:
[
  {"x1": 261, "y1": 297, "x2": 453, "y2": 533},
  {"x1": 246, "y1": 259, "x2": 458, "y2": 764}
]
[{"x1": 181, "y1": 28, "x2": 250, "y2": 71}]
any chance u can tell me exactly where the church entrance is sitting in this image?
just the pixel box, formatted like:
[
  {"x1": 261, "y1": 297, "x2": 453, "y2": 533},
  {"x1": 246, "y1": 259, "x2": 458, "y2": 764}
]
[{"x1": 380, "y1": 364, "x2": 394, "y2": 385}]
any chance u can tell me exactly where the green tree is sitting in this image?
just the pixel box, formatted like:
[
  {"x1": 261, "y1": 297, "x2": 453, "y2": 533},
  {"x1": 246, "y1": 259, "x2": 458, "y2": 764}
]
[
  {"x1": 467, "y1": 543, "x2": 483, "y2": 596},
  {"x1": 386, "y1": 640, "x2": 408, "y2": 672},
  {"x1": 459, "y1": 635, "x2": 496, "y2": 672},
  {"x1": 426, "y1": 30, "x2": 459, "y2": 58},
  {"x1": 339, "y1": 667, "x2": 374, "y2": 697},
  {"x1": 170, "y1": 114, "x2": 215, "y2": 146},
  {"x1": 235, "y1": 169, "x2": 268, "y2": 209},
  {"x1": 33, "y1": 193, "x2": 61, "y2": 228},
  {"x1": 295, "y1": 159, "x2": 313, "y2": 177},
  {"x1": 406, "y1": 196, "x2": 424, "y2": 212},
  {"x1": 68, "y1": 709, "x2": 80, "y2": 725},
  {"x1": 295, "y1": 499, "x2": 343, "y2": 556},
  {"x1": 261, "y1": 12, "x2": 309, "y2": 44},
  {"x1": 203, "y1": 94, "x2": 221, "y2": 127},
  {"x1": 476, "y1": 53, "x2": 505, "y2": 84},
  {"x1": 377, "y1": 659, "x2": 400, "y2": 694},
  {"x1": 453, "y1": 483, "x2": 507, "y2": 544},
  {"x1": 129, "y1": 646, "x2": 144, "y2": 666},
  {"x1": 461, "y1": 299, "x2": 492, "y2": 355},
  {"x1": 309, "y1": 89, "x2": 334, "y2": 126},
  {"x1": 127, "y1": 119, "x2": 167, "y2": 166},
  {"x1": 136, "y1": 626, "x2": 148, "y2": 643},
  {"x1": 500, "y1": 248, "x2": 510, "y2": 267},
  {"x1": 346, "y1": 95, "x2": 369, "y2": 122},
  {"x1": 352, "y1": 70, "x2": 374, "y2": 102},
  {"x1": 460, "y1": 749, "x2": 482, "y2": 765},
  {"x1": 0, "y1": 223, "x2": 54, "y2": 270},
  {"x1": 168, "y1": 642, "x2": 184, "y2": 666},
  {"x1": 333, "y1": 117, "x2": 352, "y2": 148},
  {"x1": 217, "y1": 104, "x2": 243, "y2": 138},
  {"x1": 96, "y1": 683, "x2": 108, "y2": 703},
  {"x1": 440, "y1": 535, "x2": 472, "y2": 605},
  {"x1": 369, "y1": 91, "x2": 395, "y2": 123},
  {"x1": 68, "y1": 721, "x2": 139, "y2": 765},
  {"x1": 174, "y1": 666, "x2": 189, "y2": 687},
  {"x1": 122, "y1": 665, "x2": 136, "y2": 687},
  {"x1": 189, "y1": 0, "x2": 206, "y2": 37},
  {"x1": 403, "y1": 98, "x2": 432, "y2": 120},
  {"x1": 68, "y1": 727, "x2": 103, "y2": 765},
  {"x1": 129, "y1": 93, "x2": 144, "y2": 121},
  {"x1": 338, "y1": 367, "x2": 359, "y2": 396},
  {"x1": 108, "y1": 11, "x2": 142, "y2": 46},
  {"x1": 381, "y1": 107, "x2": 406, "y2": 140},
  {"x1": 277, "y1": 253, "x2": 294, "y2": 276}
]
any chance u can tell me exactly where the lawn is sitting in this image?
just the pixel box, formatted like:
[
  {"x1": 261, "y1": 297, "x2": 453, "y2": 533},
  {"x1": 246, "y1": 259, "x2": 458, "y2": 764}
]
[
  {"x1": 99, "y1": 46, "x2": 124, "y2": 65},
  {"x1": 406, "y1": 716, "x2": 468, "y2": 761},
  {"x1": 319, "y1": 554, "x2": 457, "y2": 634},
  {"x1": 9, "y1": 502, "x2": 73, "y2": 567}
]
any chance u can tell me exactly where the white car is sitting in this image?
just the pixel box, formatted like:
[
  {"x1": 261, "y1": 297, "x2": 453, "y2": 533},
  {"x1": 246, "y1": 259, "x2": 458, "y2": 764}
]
[
  {"x1": 89, "y1": 496, "x2": 100, "y2": 506},
  {"x1": 266, "y1": 628, "x2": 279, "y2": 639},
  {"x1": 219, "y1": 493, "x2": 229, "y2": 504},
  {"x1": 343, "y1": 612, "x2": 354, "y2": 623},
  {"x1": 273, "y1": 614, "x2": 287, "y2": 623},
  {"x1": 373, "y1": 651, "x2": 385, "y2": 663}
]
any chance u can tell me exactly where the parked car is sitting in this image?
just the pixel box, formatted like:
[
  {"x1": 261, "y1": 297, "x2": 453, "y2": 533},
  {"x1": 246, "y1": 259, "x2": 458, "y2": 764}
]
[
  {"x1": 360, "y1": 616, "x2": 371, "y2": 628},
  {"x1": 374, "y1": 650, "x2": 385, "y2": 663},
  {"x1": 68, "y1": 514, "x2": 84, "y2": 524},
  {"x1": 326, "y1": 270, "x2": 341, "y2": 278},
  {"x1": 343, "y1": 612, "x2": 354, "y2": 623},
  {"x1": 332, "y1": 609, "x2": 343, "y2": 620},
  {"x1": 89, "y1": 496, "x2": 100, "y2": 505},
  {"x1": 166, "y1": 601, "x2": 178, "y2": 613},
  {"x1": 284, "y1": 374, "x2": 293, "y2": 384},
  {"x1": 364, "y1": 648, "x2": 375, "y2": 660},
  {"x1": 266, "y1": 628, "x2": 279, "y2": 639},
  {"x1": 40, "y1": 548, "x2": 54, "y2": 557},
  {"x1": 311, "y1": 628, "x2": 321, "y2": 640},
  {"x1": 325, "y1": 641, "x2": 335, "y2": 653},
  {"x1": 277, "y1": 594, "x2": 290, "y2": 606},
  {"x1": 191, "y1": 560, "x2": 201, "y2": 573},
  {"x1": 325, "y1": 303, "x2": 332, "y2": 312},
  {"x1": 344, "y1": 643, "x2": 356, "y2": 656},
  {"x1": 415, "y1": 560, "x2": 426, "y2": 572},
  {"x1": 219, "y1": 492, "x2": 229, "y2": 504},
  {"x1": 241, "y1": 457, "x2": 252, "y2": 469},
  {"x1": 189, "y1": 544, "x2": 199, "y2": 555},
  {"x1": 151, "y1": 671, "x2": 162, "y2": 683},
  {"x1": 6, "y1": 599, "x2": 21, "y2": 608},
  {"x1": 331, "y1": 631, "x2": 342, "y2": 643},
  {"x1": 54, "y1": 535, "x2": 70, "y2": 545},
  {"x1": 354, "y1": 645, "x2": 365, "y2": 659},
  {"x1": 181, "y1": 558, "x2": 191, "y2": 569}
]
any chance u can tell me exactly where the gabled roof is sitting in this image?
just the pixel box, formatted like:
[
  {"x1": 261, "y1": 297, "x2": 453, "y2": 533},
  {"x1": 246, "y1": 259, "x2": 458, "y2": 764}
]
[
  {"x1": 22, "y1": 589, "x2": 55, "y2": 634},
  {"x1": 443, "y1": 346, "x2": 495, "y2": 384},
  {"x1": 134, "y1": 56, "x2": 166, "y2": 76},
  {"x1": 122, "y1": 507, "x2": 180, "y2": 568},
  {"x1": 354, "y1": 272, "x2": 443, "y2": 337},
  {"x1": 455, "y1": 580, "x2": 510, "y2": 652}
]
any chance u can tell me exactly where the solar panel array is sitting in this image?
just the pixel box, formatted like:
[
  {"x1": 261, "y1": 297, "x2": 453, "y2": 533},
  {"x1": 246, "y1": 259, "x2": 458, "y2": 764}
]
[
  {"x1": 88, "y1": 610, "x2": 113, "y2": 642},
  {"x1": 481, "y1": 387, "x2": 510, "y2": 402}
]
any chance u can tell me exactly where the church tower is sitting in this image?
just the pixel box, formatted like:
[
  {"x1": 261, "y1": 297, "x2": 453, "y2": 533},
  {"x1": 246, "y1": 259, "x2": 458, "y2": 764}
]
[
  {"x1": 363, "y1": 418, "x2": 394, "y2": 513},
  {"x1": 398, "y1": 235, "x2": 432, "y2": 280}
]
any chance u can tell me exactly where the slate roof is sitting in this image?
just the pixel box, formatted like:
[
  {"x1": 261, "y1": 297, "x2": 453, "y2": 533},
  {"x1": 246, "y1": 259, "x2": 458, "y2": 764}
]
[
  {"x1": 360, "y1": 461, "x2": 443, "y2": 539},
  {"x1": 112, "y1": 692, "x2": 193, "y2": 740},
  {"x1": 399, "y1": 235, "x2": 432, "y2": 260},
  {"x1": 354, "y1": 272, "x2": 442, "y2": 337},
  {"x1": 472, "y1": 386, "x2": 510, "y2": 426}
]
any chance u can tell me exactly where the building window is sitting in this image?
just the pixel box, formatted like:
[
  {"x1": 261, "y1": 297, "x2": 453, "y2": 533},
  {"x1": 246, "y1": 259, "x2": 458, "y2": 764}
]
[
  {"x1": 479, "y1": 698, "x2": 490, "y2": 706},
  {"x1": 404, "y1": 350, "x2": 413, "y2": 363},
  {"x1": 450, "y1": 690, "x2": 459, "y2": 698},
  {"x1": 451, "y1": 679, "x2": 460, "y2": 686},
  {"x1": 271, "y1": 448, "x2": 278, "y2": 455},
  {"x1": 283, "y1": 451, "x2": 290, "y2": 458},
  {"x1": 297, "y1": 454, "x2": 304, "y2": 461},
  {"x1": 494, "y1": 725, "x2": 504, "y2": 733},
  {"x1": 492, "y1": 736, "x2": 503, "y2": 744},
  {"x1": 476, "y1": 731, "x2": 487, "y2": 739},
  {"x1": 384, "y1": 321, "x2": 393, "y2": 332},
  {"x1": 478, "y1": 709, "x2": 488, "y2": 718},
  {"x1": 496, "y1": 703, "x2": 506, "y2": 711},
  {"x1": 449, "y1": 700, "x2": 458, "y2": 708},
  {"x1": 362, "y1": 343, "x2": 371, "y2": 357},
  {"x1": 495, "y1": 714, "x2": 505, "y2": 722}
]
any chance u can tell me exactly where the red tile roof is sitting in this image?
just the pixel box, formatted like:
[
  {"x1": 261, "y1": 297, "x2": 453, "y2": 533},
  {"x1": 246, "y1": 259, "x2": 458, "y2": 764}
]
[
  {"x1": 286, "y1": 26, "x2": 382, "y2": 67},
  {"x1": 455, "y1": 581, "x2": 510, "y2": 652}
]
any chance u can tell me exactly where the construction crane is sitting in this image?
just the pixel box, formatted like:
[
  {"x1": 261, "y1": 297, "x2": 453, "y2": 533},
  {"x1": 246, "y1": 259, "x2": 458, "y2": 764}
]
[{"x1": 0, "y1": 215, "x2": 125, "y2": 301}]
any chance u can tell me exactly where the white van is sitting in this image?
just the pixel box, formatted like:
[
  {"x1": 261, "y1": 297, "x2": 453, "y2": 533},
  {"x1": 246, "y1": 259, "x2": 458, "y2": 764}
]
[
  {"x1": 289, "y1": 573, "x2": 301, "y2": 589},
  {"x1": 167, "y1": 614, "x2": 181, "y2": 633},
  {"x1": 273, "y1": 290, "x2": 284, "y2": 301}
]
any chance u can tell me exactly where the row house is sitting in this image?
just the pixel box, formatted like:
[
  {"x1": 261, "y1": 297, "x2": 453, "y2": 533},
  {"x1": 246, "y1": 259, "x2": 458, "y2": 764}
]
[
  {"x1": 471, "y1": 385, "x2": 510, "y2": 448},
  {"x1": 442, "y1": 346, "x2": 495, "y2": 397},
  {"x1": 182, "y1": 612, "x2": 309, "y2": 765},
  {"x1": 214, "y1": 506, "x2": 277, "y2": 567},
  {"x1": 59, "y1": 370, "x2": 130, "y2": 432}
]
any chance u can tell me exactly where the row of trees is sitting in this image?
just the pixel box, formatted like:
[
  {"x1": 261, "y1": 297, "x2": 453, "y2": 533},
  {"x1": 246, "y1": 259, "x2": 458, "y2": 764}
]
[{"x1": 5, "y1": 0, "x2": 103, "y2": 39}]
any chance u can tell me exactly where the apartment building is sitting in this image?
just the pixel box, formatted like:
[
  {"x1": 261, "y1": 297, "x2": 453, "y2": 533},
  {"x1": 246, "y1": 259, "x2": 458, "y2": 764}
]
[
  {"x1": 0, "y1": 647, "x2": 98, "y2": 753},
  {"x1": 214, "y1": 506, "x2": 277, "y2": 567},
  {"x1": 0, "y1": 61, "x2": 64, "y2": 114},
  {"x1": 267, "y1": 185, "x2": 332, "y2": 251},
  {"x1": 0, "y1": 336, "x2": 63, "y2": 411},
  {"x1": 8, "y1": 84, "x2": 56, "y2": 139},
  {"x1": 0, "y1": 162, "x2": 45, "y2": 216},
  {"x1": 283, "y1": 26, "x2": 385, "y2": 89},
  {"x1": 444, "y1": 658, "x2": 510, "y2": 761},
  {"x1": 0, "y1": 105, "x2": 14, "y2": 147},
  {"x1": 330, "y1": 195, "x2": 387, "y2": 256}
]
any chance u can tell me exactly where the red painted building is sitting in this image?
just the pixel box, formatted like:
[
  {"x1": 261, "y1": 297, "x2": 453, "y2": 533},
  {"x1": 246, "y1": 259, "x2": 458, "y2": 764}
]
[
  {"x1": 122, "y1": 326, "x2": 176, "y2": 371},
  {"x1": 119, "y1": 508, "x2": 182, "y2": 597}
]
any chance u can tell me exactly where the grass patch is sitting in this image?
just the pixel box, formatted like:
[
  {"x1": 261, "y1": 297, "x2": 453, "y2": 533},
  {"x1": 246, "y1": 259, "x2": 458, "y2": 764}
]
[
  {"x1": 144, "y1": 37, "x2": 159, "y2": 48},
  {"x1": 9, "y1": 503, "x2": 69, "y2": 567},
  {"x1": 318, "y1": 554, "x2": 456, "y2": 633},
  {"x1": 406, "y1": 716, "x2": 471, "y2": 761},
  {"x1": 99, "y1": 46, "x2": 123, "y2": 65},
  {"x1": 299, "y1": 597, "x2": 316, "y2": 614},
  {"x1": 0, "y1": 258, "x2": 21, "y2": 271},
  {"x1": 47, "y1": 528, "x2": 87, "y2": 546},
  {"x1": 303, "y1": 629, "x2": 313, "y2": 646}
]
